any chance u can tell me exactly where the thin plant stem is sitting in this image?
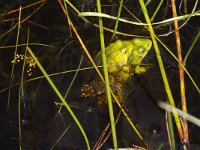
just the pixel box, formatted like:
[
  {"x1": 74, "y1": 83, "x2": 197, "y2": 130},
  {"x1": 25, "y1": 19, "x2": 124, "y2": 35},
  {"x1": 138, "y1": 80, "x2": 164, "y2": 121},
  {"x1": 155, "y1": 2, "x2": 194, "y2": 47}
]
[
  {"x1": 58, "y1": 0, "x2": 103, "y2": 81},
  {"x1": 61, "y1": 0, "x2": 143, "y2": 143},
  {"x1": 56, "y1": 55, "x2": 83, "y2": 115},
  {"x1": 17, "y1": 7, "x2": 22, "y2": 150},
  {"x1": 63, "y1": 1, "x2": 72, "y2": 37},
  {"x1": 96, "y1": 0, "x2": 118, "y2": 149},
  {"x1": 18, "y1": 89, "x2": 22, "y2": 150},
  {"x1": 123, "y1": 4, "x2": 199, "y2": 94},
  {"x1": 78, "y1": 8, "x2": 200, "y2": 93},
  {"x1": 156, "y1": 37, "x2": 200, "y2": 94},
  {"x1": 0, "y1": 66, "x2": 101, "y2": 93},
  {"x1": 0, "y1": 0, "x2": 46, "y2": 17},
  {"x1": 50, "y1": 125, "x2": 71, "y2": 150},
  {"x1": 26, "y1": 46, "x2": 90, "y2": 150},
  {"x1": 167, "y1": 111, "x2": 176, "y2": 150},
  {"x1": 138, "y1": 0, "x2": 183, "y2": 139},
  {"x1": 7, "y1": 7, "x2": 22, "y2": 111},
  {"x1": 159, "y1": 101, "x2": 200, "y2": 128},
  {"x1": 111, "y1": 0, "x2": 123, "y2": 41},
  {"x1": 94, "y1": 109, "x2": 122, "y2": 150},
  {"x1": 171, "y1": 0, "x2": 188, "y2": 144},
  {"x1": 18, "y1": 26, "x2": 30, "y2": 150},
  {"x1": 156, "y1": 143, "x2": 165, "y2": 150},
  {"x1": 65, "y1": 0, "x2": 140, "y2": 37},
  {"x1": 1, "y1": 2, "x2": 46, "y2": 38},
  {"x1": 78, "y1": 11, "x2": 200, "y2": 27},
  {"x1": 64, "y1": 55, "x2": 83, "y2": 98},
  {"x1": 184, "y1": 0, "x2": 188, "y2": 14},
  {"x1": 150, "y1": 0, "x2": 163, "y2": 21},
  {"x1": 60, "y1": 0, "x2": 144, "y2": 143},
  {"x1": 0, "y1": 43, "x2": 52, "y2": 49},
  {"x1": 111, "y1": 90, "x2": 143, "y2": 140},
  {"x1": 183, "y1": 28, "x2": 200, "y2": 65}
]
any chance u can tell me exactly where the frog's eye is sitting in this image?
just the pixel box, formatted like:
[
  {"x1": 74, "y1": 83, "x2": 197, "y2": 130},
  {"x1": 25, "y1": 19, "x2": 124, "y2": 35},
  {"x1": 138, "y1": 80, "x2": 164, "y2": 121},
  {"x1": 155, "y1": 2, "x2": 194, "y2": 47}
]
[
  {"x1": 122, "y1": 48, "x2": 127, "y2": 54},
  {"x1": 139, "y1": 48, "x2": 145, "y2": 54},
  {"x1": 145, "y1": 44, "x2": 150, "y2": 47}
]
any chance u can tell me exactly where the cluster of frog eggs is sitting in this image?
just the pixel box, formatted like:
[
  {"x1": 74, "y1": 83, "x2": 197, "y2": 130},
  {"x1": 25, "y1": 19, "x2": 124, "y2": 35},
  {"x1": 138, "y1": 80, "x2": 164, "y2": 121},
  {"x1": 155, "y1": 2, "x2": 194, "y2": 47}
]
[
  {"x1": 11, "y1": 54, "x2": 36, "y2": 76},
  {"x1": 81, "y1": 83, "x2": 96, "y2": 98}
]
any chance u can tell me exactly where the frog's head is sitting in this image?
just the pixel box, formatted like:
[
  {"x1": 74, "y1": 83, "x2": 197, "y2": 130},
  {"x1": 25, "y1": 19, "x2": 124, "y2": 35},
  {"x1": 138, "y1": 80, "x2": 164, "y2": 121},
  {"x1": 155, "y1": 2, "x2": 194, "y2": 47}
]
[
  {"x1": 128, "y1": 38, "x2": 152, "y2": 65},
  {"x1": 106, "y1": 40, "x2": 133, "y2": 73},
  {"x1": 95, "y1": 38, "x2": 152, "y2": 74}
]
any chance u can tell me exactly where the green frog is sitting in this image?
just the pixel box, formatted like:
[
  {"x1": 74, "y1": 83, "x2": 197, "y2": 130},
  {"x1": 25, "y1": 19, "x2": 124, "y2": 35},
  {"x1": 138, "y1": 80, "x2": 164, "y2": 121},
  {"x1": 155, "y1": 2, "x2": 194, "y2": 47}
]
[
  {"x1": 114, "y1": 38, "x2": 152, "y2": 82},
  {"x1": 81, "y1": 38, "x2": 152, "y2": 105}
]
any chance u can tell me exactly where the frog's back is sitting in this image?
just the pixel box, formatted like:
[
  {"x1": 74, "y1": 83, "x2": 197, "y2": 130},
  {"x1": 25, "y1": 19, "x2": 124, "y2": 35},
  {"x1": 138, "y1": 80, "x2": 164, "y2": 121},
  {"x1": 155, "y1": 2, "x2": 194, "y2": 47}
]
[{"x1": 94, "y1": 40, "x2": 123, "y2": 65}]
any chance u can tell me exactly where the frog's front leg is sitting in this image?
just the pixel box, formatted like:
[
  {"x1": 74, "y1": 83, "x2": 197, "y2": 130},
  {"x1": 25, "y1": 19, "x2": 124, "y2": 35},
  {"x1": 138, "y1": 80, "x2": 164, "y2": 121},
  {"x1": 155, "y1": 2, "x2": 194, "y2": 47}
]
[{"x1": 135, "y1": 65, "x2": 149, "y2": 74}]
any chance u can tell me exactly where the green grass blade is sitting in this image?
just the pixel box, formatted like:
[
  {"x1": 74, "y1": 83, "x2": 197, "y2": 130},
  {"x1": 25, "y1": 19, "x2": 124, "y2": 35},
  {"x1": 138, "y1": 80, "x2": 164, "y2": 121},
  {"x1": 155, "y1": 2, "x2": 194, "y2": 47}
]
[
  {"x1": 56, "y1": 55, "x2": 83, "y2": 115},
  {"x1": 78, "y1": 11, "x2": 200, "y2": 26},
  {"x1": 50, "y1": 125, "x2": 71, "y2": 150},
  {"x1": 167, "y1": 111, "x2": 176, "y2": 150},
  {"x1": 111, "y1": 0, "x2": 123, "y2": 40},
  {"x1": 159, "y1": 101, "x2": 200, "y2": 128},
  {"x1": 183, "y1": 28, "x2": 200, "y2": 65},
  {"x1": 111, "y1": 91, "x2": 144, "y2": 140},
  {"x1": 138, "y1": 0, "x2": 183, "y2": 137},
  {"x1": 156, "y1": 38, "x2": 200, "y2": 93},
  {"x1": 150, "y1": 0, "x2": 163, "y2": 21},
  {"x1": 26, "y1": 46, "x2": 90, "y2": 150},
  {"x1": 96, "y1": 0, "x2": 118, "y2": 149}
]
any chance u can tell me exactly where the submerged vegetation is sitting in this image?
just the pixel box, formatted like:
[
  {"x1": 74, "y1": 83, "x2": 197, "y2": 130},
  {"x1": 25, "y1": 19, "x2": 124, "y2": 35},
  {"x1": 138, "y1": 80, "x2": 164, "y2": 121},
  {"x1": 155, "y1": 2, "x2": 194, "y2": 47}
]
[{"x1": 0, "y1": 0, "x2": 200, "y2": 149}]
